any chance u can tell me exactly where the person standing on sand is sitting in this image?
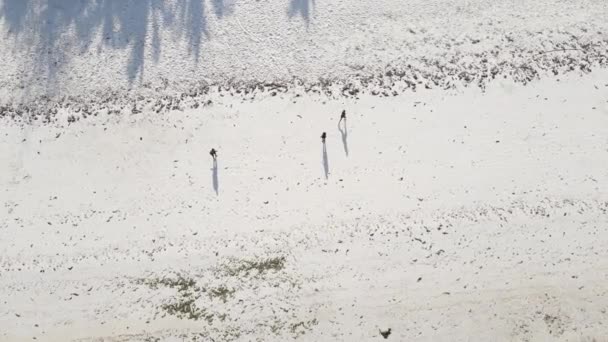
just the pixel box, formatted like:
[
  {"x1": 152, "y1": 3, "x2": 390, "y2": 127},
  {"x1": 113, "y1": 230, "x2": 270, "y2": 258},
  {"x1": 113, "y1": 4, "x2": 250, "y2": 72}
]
[
  {"x1": 321, "y1": 132, "x2": 327, "y2": 144},
  {"x1": 338, "y1": 110, "x2": 346, "y2": 125},
  {"x1": 209, "y1": 148, "x2": 217, "y2": 160}
]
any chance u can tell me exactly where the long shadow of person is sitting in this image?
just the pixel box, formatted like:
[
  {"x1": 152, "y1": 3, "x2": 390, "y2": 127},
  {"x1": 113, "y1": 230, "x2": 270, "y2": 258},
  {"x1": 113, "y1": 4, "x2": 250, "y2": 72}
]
[
  {"x1": 338, "y1": 120, "x2": 348, "y2": 157},
  {"x1": 212, "y1": 158, "x2": 219, "y2": 195},
  {"x1": 322, "y1": 141, "x2": 329, "y2": 179}
]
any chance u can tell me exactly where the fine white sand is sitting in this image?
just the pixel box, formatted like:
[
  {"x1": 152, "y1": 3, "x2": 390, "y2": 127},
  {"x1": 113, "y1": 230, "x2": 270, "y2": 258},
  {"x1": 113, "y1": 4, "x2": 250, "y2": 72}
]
[
  {"x1": 1, "y1": 0, "x2": 608, "y2": 341},
  {"x1": 2, "y1": 71, "x2": 608, "y2": 341}
]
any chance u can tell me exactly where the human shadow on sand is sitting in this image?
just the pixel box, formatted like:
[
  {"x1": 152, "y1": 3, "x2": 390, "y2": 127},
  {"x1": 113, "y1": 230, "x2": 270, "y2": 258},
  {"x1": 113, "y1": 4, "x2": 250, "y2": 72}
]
[
  {"x1": 212, "y1": 158, "x2": 219, "y2": 195},
  {"x1": 338, "y1": 120, "x2": 348, "y2": 157},
  {"x1": 322, "y1": 142, "x2": 329, "y2": 179}
]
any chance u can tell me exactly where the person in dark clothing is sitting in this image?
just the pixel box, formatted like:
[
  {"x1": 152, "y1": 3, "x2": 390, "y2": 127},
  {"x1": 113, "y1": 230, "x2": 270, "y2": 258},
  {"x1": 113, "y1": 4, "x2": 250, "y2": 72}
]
[
  {"x1": 339, "y1": 110, "x2": 346, "y2": 124},
  {"x1": 209, "y1": 148, "x2": 217, "y2": 160},
  {"x1": 321, "y1": 132, "x2": 329, "y2": 178},
  {"x1": 338, "y1": 109, "x2": 349, "y2": 156}
]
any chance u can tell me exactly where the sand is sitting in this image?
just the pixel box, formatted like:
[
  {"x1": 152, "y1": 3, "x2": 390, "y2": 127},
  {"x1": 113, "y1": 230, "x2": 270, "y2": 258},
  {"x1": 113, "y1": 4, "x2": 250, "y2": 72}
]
[{"x1": 1, "y1": 0, "x2": 608, "y2": 341}]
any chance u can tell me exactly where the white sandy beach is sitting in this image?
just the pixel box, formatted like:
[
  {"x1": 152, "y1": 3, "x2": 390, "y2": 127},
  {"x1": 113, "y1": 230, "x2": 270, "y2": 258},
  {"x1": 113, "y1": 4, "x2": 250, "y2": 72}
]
[{"x1": 1, "y1": 0, "x2": 608, "y2": 341}]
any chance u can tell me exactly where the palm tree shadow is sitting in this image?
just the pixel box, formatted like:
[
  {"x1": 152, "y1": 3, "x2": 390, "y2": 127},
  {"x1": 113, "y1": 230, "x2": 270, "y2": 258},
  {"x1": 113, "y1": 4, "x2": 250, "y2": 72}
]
[
  {"x1": 0, "y1": 0, "x2": 30, "y2": 34},
  {"x1": 322, "y1": 142, "x2": 329, "y2": 179},
  {"x1": 212, "y1": 159, "x2": 219, "y2": 195},
  {"x1": 338, "y1": 120, "x2": 348, "y2": 157},
  {"x1": 211, "y1": 0, "x2": 231, "y2": 18},
  {"x1": 0, "y1": 0, "x2": 225, "y2": 91},
  {"x1": 183, "y1": 0, "x2": 208, "y2": 63},
  {"x1": 288, "y1": 0, "x2": 314, "y2": 23}
]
